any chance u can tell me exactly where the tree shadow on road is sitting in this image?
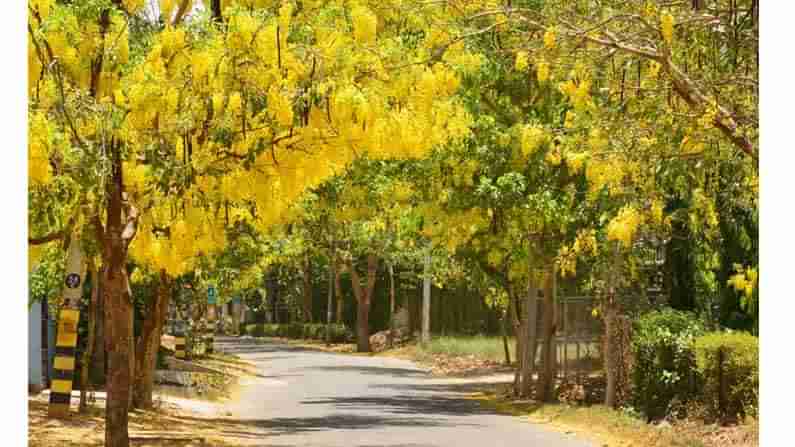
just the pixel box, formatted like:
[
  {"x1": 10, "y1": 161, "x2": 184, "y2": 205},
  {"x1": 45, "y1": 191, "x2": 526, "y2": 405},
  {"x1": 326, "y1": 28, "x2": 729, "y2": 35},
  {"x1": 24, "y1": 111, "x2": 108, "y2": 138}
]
[
  {"x1": 300, "y1": 365, "x2": 430, "y2": 377},
  {"x1": 175, "y1": 412, "x2": 470, "y2": 439},
  {"x1": 301, "y1": 393, "x2": 495, "y2": 417},
  {"x1": 369, "y1": 381, "x2": 509, "y2": 395}
]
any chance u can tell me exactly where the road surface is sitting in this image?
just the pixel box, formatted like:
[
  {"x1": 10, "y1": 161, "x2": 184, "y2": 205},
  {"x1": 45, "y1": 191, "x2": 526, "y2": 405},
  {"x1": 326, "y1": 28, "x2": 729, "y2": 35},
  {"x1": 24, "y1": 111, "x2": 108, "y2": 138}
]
[{"x1": 213, "y1": 336, "x2": 593, "y2": 447}]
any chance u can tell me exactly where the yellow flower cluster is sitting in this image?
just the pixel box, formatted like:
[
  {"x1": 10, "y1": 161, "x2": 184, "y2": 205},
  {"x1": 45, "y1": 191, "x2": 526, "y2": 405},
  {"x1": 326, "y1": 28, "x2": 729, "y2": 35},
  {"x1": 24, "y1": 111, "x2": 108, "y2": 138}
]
[
  {"x1": 543, "y1": 27, "x2": 557, "y2": 50},
  {"x1": 558, "y1": 78, "x2": 593, "y2": 111},
  {"x1": 352, "y1": 5, "x2": 377, "y2": 44},
  {"x1": 520, "y1": 123, "x2": 548, "y2": 156},
  {"x1": 586, "y1": 157, "x2": 626, "y2": 196},
  {"x1": 515, "y1": 51, "x2": 529, "y2": 71},
  {"x1": 607, "y1": 205, "x2": 643, "y2": 248},
  {"x1": 28, "y1": 112, "x2": 53, "y2": 186},
  {"x1": 661, "y1": 12, "x2": 674, "y2": 45},
  {"x1": 536, "y1": 61, "x2": 550, "y2": 82},
  {"x1": 727, "y1": 266, "x2": 758, "y2": 299}
]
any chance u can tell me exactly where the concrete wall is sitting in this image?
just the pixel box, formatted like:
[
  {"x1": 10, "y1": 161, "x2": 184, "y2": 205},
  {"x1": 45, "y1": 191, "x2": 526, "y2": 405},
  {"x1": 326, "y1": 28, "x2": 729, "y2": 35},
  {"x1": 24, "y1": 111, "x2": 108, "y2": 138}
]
[{"x1": 28, "y1": 301, "x2": 42, "y2": 388}]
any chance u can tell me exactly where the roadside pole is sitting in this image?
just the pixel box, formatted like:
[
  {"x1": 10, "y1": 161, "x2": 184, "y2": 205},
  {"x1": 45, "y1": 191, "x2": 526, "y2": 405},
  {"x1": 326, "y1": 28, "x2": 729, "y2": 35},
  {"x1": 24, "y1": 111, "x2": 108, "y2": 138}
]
[
  {"x1": 48, "y1": 236, "x2": 85, "y2": 417},
  {"x1": 421, "y1": 247, "x2": 431, "y2": 344}
]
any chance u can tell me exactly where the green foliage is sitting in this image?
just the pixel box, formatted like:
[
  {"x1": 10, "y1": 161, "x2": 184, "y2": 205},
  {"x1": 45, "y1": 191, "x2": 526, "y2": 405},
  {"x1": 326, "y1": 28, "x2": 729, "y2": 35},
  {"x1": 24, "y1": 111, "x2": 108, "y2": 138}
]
[
  {"x1": 244, "y1": 323, "x2": 352, "y2": 343},
  {"x1": 694, "y1": 331, "x2": 758, "y2": 421},
  {"x1": 632, "y1": 309, "x2": 705, "y2": 420}
]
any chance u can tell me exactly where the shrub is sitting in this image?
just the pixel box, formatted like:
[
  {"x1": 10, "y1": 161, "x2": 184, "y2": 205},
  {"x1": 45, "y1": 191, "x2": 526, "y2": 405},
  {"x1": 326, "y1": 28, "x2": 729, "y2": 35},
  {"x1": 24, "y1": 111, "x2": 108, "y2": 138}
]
[
  {"x1": 325, "y1": 324, "x2": 353, "y2": 343},
  {"x1": 694, "y1": 331, "x2": 758, "y2": 421},
  {"x1": 244, "y1": 323, "x2": 351, "y2": 343},
  {"x1": 632, "y1": 309, "x2": 705, "y2": 420},
  {"x1": 287, "y1": 322, "x2": 304, "y2": 338}
]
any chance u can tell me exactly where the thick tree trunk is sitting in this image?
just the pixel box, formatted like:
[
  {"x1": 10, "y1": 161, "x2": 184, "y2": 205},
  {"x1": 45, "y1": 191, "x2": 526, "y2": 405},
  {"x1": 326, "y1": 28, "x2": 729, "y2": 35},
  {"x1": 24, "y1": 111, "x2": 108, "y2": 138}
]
[
  {"x1": 98, "y1": 137, "x2": 139, "y2": 447},
  {"x1": 90, "y1": 274, "x2": 106, "y2": 385},
  {"x1": 349, "y1": 255, "x2": 377, "y2": 352},
  {"x1": 80, "y1": 262, "x2": 99, "y2": 413},
  {"x1": 132, "y1": 270, "x2": 171, "y2": 409},
  {"x1": 537, "y1": 270, "x2": 557, "y2": 402},
  {"x1": 302, "y1": 255, "x2": 313, "y2": 322},
  {"x1": 104, "y1": 261, "x2": 133, "y2": 447},
  {"x1": 604, "y1": 300, "x2": 618, "y2": 409},
  {"x1": 520, "y1": 275, "x2": 538, "y2": 398},
  {"x1": 604, "y1": 244, "x2": 622, "y2": 409}
]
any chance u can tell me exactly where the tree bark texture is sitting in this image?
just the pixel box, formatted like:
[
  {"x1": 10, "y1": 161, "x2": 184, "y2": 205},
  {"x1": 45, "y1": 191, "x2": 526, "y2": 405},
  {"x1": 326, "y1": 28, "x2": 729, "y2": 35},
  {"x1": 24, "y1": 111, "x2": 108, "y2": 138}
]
[
  {"x1": 97, "y1": 136, "x2": 139, "y2": 447},
  {"x1": 501, "y1": 306, "x2": 511, "y2": 366},
  {"x1": 90, "y1": 271, "x2": 106, "y2": 385},
  {"x1": 520, "y1": 276, "x2": 538, "y2": 398},
  {"x1": 80, "y1": 262, "x2": 99, "y2": 413},
  {"x1": 537, "y1": 270, "x2": 557, "y2": 402},
  {"x1": 349, "y1": 254, "x2": 378, "y2": 352},
  {"x1": 132, "y1": 270, "x2": 171, "y2": 409}
]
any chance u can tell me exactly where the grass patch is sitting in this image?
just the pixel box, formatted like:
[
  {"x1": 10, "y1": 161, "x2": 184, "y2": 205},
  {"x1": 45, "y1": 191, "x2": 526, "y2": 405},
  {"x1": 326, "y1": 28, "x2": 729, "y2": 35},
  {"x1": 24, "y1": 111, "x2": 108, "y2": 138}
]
[
  {"x1": 469, "y1": 387, "x2": 758, "y2": 447},
  {"x1": 415, "y1": 335, "x2": 514, "y2": 363}
]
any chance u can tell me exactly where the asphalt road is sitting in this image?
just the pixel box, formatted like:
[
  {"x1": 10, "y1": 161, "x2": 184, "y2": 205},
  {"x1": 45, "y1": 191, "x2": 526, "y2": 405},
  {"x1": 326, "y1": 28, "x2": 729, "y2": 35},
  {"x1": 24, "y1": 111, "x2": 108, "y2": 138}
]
[{"x1": 214, "y1": 336, "x2": 594, "y2": 447}]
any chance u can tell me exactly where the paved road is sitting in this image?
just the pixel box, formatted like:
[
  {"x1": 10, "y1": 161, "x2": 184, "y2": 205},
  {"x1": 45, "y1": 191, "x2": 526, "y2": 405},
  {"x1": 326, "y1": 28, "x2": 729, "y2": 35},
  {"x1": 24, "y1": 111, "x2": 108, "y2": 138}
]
[{"x1": 214, "y1": 337, "x2": 593, "y2": 447}]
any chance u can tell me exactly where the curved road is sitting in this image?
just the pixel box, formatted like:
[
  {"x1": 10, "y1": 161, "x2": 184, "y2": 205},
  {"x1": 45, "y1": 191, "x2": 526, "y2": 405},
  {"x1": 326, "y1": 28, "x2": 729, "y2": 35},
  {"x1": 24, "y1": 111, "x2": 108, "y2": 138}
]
[{"x1": 214, "y1": 336, "x2": 593, "y2": 447}]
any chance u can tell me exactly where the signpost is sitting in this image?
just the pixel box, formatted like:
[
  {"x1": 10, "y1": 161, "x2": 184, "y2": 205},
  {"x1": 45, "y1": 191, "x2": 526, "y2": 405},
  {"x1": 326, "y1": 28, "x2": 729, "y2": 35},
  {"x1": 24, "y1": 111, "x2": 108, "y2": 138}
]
[{"x1": 48, "y1": 237, "x2": 85, "y2": 417}]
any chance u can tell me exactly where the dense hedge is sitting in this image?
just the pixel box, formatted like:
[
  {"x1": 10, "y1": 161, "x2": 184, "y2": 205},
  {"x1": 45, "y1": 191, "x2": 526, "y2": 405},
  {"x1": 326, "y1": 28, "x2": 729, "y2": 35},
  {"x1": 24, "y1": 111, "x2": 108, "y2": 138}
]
[
  {"x1": 632, "y1": 309, "x2": 705, "y2": 420},
  {"x1": 694, "y1": 331, "x2": 759, "y2": 421},
  {"x1": 631, "y1": 310, "x2": 758, "y2": 422},
  {"x1": 244, "y1": 323, "x2": 353, "y2": 343}
]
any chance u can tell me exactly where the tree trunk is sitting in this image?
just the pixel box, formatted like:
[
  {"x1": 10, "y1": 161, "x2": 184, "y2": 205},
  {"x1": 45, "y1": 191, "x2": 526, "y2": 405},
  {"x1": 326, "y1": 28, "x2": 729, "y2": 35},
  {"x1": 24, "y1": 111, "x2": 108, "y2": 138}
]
[
  {"x1": 302, "y1": 255, "x2": 313, "y2": 322},
  {"x1": 501, "y1": 306, "x2": 511, "y2": 366},
  {"x1": 388, "y1": 263, "x2": 396, "y2": 348},
  {"x1": 421, "y1": 251, "x2": 431, "y2": 344},
  {"x1": 509, "y1": 286, "x2": 523, "y2": 395},
  {"x1": 537, "y1": 269, "x2": 557, "y2": 402},
  {"x1": 604, "y1": 300, "x2": 618, "y2": 409},
  {"x1": 80, "y1": 262, "x2": 99, "y2": 413},
  {"x1": 98, "y1": 137, "x2": 139, "y2": 447},
  {"x1": 326, "y1": 249, "x2": 334, "y2": 346},
  {"x1": 349, "y1": 254, "x2": 377, "y2": 352},
  {"x1": 104, "y1": 260, "x2": 133, "y2": 447},
  {"x1": 132, "y1": 270, "x2": 171, "y2": 409},
  {"x1": 520, "y1": 275, "x2": 538, "y2": 398},
  {"x1": 604, "y1": 243, "x2": 626, "y2": 409},
  {"x1": 90, "y1": 273, "x2": 106, "y2": 385},
  {"x1": 334, "y1": 268, "x2": 344, "y2": 324}
]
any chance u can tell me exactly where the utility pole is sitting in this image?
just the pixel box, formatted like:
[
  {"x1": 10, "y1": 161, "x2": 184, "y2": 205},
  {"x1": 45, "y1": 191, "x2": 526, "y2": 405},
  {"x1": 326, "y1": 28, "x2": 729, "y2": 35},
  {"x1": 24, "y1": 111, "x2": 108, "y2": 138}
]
[
  {"x1": 421, "y1": 248, "x2": 431, "y2": 344},
  {"x1": 326, "y1": 239, "x2": 335, "y2": 346}
]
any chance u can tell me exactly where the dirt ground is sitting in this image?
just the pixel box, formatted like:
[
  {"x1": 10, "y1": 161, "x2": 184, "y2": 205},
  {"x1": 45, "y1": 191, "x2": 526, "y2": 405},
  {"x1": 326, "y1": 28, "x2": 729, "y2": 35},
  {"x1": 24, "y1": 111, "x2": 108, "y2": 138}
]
[{"x1": 28, "y1": 353, "x2": 263, "y2": 447}]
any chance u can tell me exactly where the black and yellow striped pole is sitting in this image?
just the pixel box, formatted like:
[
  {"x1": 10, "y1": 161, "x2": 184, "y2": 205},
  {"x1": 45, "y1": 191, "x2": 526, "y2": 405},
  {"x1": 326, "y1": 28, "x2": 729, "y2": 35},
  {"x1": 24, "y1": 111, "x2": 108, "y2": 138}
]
[
  {"x1": 48, "y1": 238, "x2": 84, "y2": 418},
  {"x1": 174, "y1": 330, "x2": 187, "y2": 360}
]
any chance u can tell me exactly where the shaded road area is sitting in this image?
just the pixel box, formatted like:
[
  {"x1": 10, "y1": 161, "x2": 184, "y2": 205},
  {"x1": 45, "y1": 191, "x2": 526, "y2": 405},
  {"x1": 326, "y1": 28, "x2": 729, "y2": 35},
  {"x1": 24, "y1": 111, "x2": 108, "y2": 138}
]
[{"x1": 212, "y1": 336, "x2": 593, "y2": 447}]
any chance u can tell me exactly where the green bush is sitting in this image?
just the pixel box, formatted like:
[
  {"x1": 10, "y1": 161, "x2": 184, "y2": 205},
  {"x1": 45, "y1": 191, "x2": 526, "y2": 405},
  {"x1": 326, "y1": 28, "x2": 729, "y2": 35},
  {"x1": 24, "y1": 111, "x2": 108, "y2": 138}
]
[
  {"x1": 244, "y1": 324, "x2": 263, "y2": 337},
  {"x1": 326, "y1": 324, "x2": 353, "y2": 343},
  {"x1": 694, "y1": 331, "x2": 758, "y2": 421},
  {"x1": 632, "y1": 309, "x2": 705, "y2": 420},
  {"x1": 243, "y1": 323, "x2": 352, "y2": 342},
  {"x1": 287, "y1": 322, "x2": 304, "y2": 338},
  {"x1": 259, "y1": 324, "x2": 277, "y2": 337}
]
